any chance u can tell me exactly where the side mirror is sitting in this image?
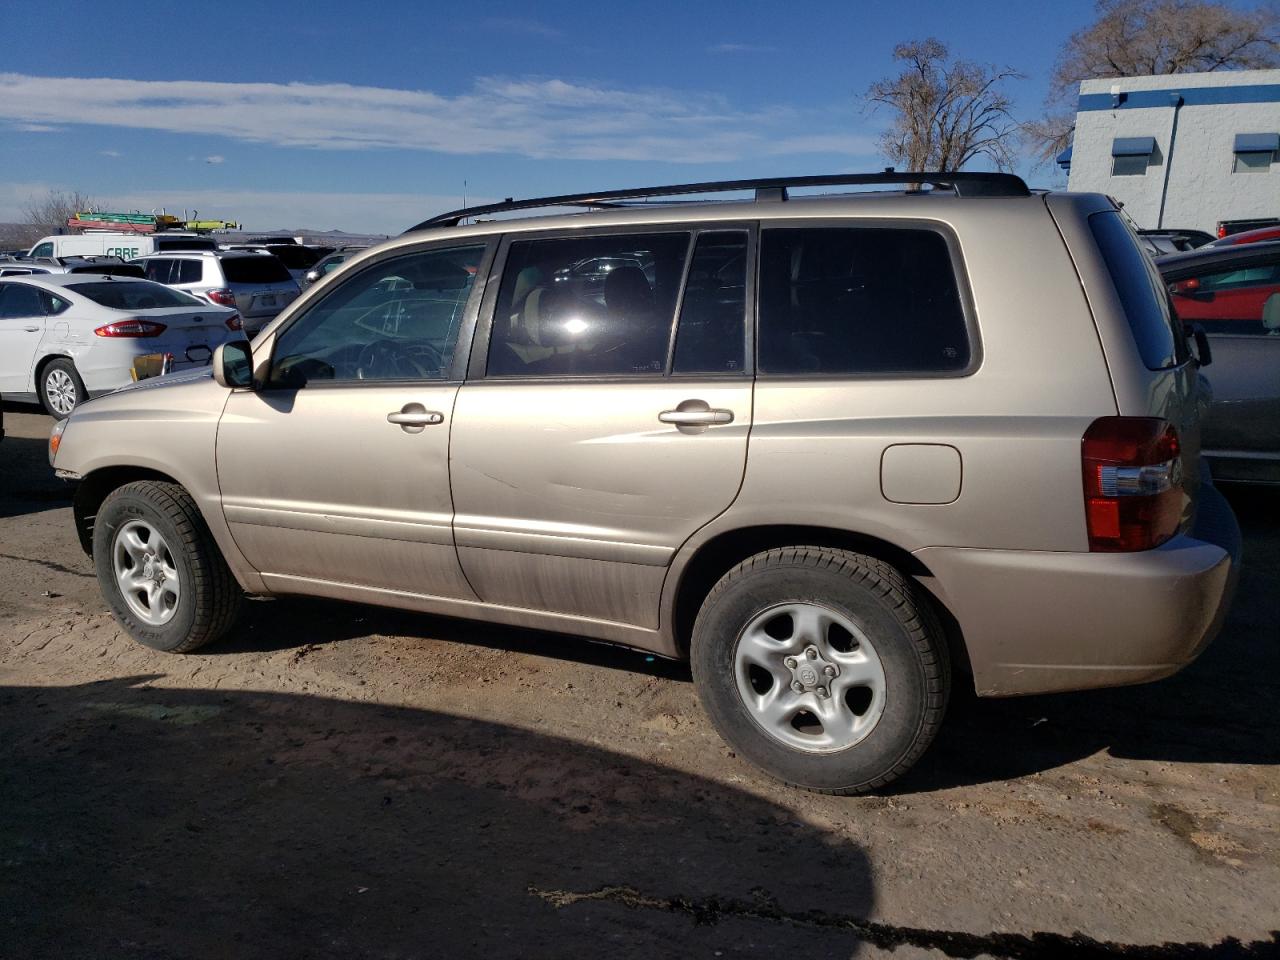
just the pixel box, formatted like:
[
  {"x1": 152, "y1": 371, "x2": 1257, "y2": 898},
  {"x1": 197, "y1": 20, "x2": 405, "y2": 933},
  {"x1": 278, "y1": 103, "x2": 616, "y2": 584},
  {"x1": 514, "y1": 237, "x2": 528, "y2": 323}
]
[
  {"x1": 213, "y1": 339, "x2": 254, "y2": 388},
  {"x1": 1186, "y1": 322, "x2": 1213, "y2": 368}
]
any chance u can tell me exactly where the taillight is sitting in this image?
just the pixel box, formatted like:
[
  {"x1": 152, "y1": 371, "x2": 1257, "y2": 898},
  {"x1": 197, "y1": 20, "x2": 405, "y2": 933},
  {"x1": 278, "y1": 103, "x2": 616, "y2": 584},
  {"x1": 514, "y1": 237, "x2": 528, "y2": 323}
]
[
  {"x1": 207, "y1": 288, "x2": 237, "y2": 307},
  {"x1": 94, "y1": 319, "x2": 168, "y2": 338},
  {"x1": 225, "y1": 313, "x2": 243, "y2": 331},
  {"x1": 1217, "y1": 225, "x2": 1227, "y2": 238},
  {"x1": 1082, "y1": 417, "x2": 1184, "y2": 552}
]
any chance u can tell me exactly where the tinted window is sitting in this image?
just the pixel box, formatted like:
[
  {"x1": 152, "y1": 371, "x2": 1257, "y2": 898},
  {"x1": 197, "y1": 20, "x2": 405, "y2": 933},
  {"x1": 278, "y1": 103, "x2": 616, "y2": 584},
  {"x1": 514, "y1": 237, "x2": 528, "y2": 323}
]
[
  {"x1": 142, "y1": 259, "x2": 176, "y2": 284},
  {"x1": 269, "y1": 244, "x2": 484, "y2": 387},
  {"x1": 758, "y1": 227, "x2": 970, "y2": 375},
  {"x1": 1089, "y1": 211, "x2": 1186, "y2": 369},
  {"x1": 1112, "y1": 154, "x2": 1149, "y2": 176},
  {"x1": 39, "y1": 291, "x2": 70, "y2": 315},
  {"x1": 68, "y1": 263, "x2": 145, "y2": 277},
  {"x1": 221, "y1": 256, "x2": 293, "y2": 284},
  {"x1": 155, "y1": 237, "x2": 217, "y2": 252},
  {"x1": 1168, "y1": 256, "x2": 1280, "y2": 336},
  {"x1": 67, "y1": 280, "x2": 203, "y2": 310},
  {"x1": 488, "y1": 232, "x2": 690, "y2": 378},
  {"x1": 176, "y1": 259, "x2": 203, "y2": 284},
  {"x1": 0, "y1": 283, "x2": 46, "y2": 319},
  {"x1": 267, "y1": 246, "x2": 320, "y2": 268},
  {"x1": 672, "y1": 231, "x2": 747, "y2": 374}
]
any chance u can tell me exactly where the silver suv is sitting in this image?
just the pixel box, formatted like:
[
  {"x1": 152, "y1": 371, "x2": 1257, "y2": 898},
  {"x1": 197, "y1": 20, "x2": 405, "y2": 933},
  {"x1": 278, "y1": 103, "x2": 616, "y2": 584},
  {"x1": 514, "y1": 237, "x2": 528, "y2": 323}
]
[
  {"x1": 132, "y1": 250, "x2": 300, "y2": 336},
  {"x1": 50, "y1": 173, "x2": 1241, "y2": 794}
]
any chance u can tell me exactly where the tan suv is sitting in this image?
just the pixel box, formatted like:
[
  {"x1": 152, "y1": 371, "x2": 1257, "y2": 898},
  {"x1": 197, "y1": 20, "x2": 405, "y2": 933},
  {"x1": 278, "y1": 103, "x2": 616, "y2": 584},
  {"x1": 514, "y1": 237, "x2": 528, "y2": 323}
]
[{"x1": 49, "y1": 173, "x2": 1241, "y2": 794}]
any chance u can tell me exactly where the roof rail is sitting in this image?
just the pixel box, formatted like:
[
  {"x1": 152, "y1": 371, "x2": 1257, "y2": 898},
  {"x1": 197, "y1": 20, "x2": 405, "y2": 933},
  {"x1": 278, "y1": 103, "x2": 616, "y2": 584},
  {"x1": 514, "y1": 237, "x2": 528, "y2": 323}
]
[{"x1": 404, "y1": 171, "x2": 1031, "y2": 232}]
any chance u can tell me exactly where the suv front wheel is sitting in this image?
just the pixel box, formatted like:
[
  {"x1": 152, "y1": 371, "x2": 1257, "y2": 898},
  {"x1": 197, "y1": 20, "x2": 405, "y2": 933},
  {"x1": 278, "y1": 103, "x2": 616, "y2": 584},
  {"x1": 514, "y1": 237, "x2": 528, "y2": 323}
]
[
  {"x1": 93, "y1": 480, "x2": 243, "y2": 652},
  {"x1": 691, "y1": 547, "x2": 949, "y2": 794}
]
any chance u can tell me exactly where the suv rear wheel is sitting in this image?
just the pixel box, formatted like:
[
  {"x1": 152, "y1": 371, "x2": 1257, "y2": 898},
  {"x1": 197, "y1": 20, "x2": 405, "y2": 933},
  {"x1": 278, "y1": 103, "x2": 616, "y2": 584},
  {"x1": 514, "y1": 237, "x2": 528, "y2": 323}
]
[
  {"x1": 93, "y1": 480, "x2": 243, "y2": 652},
  {"x1": 690, "y1": 547, "x2": 949, "y2": 794}
]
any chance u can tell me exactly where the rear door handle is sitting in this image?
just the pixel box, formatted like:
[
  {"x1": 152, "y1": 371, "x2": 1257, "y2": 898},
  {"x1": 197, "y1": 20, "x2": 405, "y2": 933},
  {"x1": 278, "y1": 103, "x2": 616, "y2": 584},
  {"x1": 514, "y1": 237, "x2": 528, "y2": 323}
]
[
  {"x1": 659, "y1": 407, "x2": 734, "y2": 426},
  {"x1": 23, "y1": 325, "x2": 40, "y2": 332},
  {"x1": 387, "y1": 403, "x2": 444, "y2": 433}
]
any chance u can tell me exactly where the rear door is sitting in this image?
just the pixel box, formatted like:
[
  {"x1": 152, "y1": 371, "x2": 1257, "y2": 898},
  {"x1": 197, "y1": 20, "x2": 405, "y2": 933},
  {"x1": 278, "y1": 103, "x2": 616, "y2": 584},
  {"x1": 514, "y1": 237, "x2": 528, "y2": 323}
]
[
  {"x1": 448, "y1": 227, "x2": 753, "y2": 628},
  {"x1": 0, "y1": 282, "x2": 48, "y2": 393}
]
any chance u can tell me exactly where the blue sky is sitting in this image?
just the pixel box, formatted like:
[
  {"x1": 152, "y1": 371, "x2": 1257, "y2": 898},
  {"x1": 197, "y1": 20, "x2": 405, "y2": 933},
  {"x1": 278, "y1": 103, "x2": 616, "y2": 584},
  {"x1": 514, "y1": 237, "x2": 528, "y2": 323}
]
[{"x1": 0, "y1": 0, "x2": 1139, "y2": 232}]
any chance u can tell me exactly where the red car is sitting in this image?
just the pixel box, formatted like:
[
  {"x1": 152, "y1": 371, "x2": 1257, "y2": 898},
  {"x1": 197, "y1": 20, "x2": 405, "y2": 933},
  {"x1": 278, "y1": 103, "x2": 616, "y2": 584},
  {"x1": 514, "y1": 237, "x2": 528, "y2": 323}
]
[{"x1": 1209, "y1": 224, "x2": 1280, "y2": 248}]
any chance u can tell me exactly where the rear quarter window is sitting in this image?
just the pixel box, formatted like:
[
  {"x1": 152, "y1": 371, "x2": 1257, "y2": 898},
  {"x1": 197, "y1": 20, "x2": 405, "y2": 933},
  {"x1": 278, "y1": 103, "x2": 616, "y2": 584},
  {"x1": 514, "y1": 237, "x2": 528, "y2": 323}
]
[
  {"x1": 758, "y1": 226, "x2": 971, "y2": 375},
  {"x1": 1089, "y1": 210, "x2": 1188, "y2": 369}
]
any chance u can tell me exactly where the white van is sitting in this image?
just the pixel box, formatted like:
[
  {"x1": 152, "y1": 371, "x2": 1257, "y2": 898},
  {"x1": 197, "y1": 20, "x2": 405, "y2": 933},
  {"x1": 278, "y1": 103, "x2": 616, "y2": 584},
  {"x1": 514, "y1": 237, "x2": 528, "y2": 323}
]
[{"x1": 27, "y1": 233, "x2": 218, "y2": 260}]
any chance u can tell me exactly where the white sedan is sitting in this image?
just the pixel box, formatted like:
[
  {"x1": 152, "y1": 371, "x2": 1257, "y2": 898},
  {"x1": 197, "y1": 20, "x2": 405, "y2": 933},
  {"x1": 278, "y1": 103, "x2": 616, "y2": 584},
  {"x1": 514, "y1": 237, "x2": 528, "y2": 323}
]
[{"x1": 0, "y1": 273, "x2": 243, "y2": 418}]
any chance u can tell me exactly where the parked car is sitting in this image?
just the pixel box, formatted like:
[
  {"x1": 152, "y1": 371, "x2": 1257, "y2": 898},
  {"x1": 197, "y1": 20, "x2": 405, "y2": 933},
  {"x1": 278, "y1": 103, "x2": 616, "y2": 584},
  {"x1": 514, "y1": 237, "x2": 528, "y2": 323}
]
[
  {"x1": 1208, "y1": 224, "x2": 1280, "y2": 248},
  {"x1": 27, "y1": 232, "x2": 218, "y2": 260},
  {"x1": 50, "y1": 172, "x2": 1240, "y2": 794},
  {"x1": 225, "y1": 243, "x2": 324, "y2": 283},
  {"x1": 302, "y1": 246, "x2": 369, "y2": 287},
  {"x1": 1159, "y1": 240, "x2": 1280, "y2": 483},
  {"x1": 0, "y1": 255, "x2": 144, "y2": 278},
  {"x1": 0, "y1": 274, "x2": 241, "y2": 418},
  {"x1": 1136, "y1": 228, "x2": 1214, "y2": 255},
  {"x1": 1216, "y1": 217, "x2": 1280, "y2": 239},
  {"x1": 132, "y1": 250, "x2": 300, "y2": 337}
]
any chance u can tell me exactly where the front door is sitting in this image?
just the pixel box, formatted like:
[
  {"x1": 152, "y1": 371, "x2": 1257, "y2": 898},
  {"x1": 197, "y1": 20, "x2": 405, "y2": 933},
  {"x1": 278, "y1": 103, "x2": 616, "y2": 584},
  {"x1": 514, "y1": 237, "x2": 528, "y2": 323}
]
[
  {"x1": 0, "y1": 281, "x2": 48, "y2": 394},
  {"x1": 450, "y1": 228, "x2": 754, "y2": 628},
  {"x1": 216, "y1": 241, "x2": 491, "y2": 599}
]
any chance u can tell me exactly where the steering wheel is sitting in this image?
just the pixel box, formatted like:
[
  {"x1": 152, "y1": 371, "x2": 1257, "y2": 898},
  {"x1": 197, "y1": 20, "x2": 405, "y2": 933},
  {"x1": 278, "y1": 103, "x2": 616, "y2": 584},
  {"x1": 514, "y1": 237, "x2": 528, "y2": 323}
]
[{"x1": 355, "y1": 338, "x2": 440, "y2": 380}]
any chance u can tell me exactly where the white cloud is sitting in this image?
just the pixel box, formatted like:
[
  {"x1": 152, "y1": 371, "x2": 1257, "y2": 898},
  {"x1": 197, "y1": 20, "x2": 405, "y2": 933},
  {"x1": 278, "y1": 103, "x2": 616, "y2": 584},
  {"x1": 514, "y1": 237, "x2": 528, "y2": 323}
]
[
  {"x1": 14, "y1": 122, "x2": 61, "y2": 132},
  {"x1": 480, "y1": 17, "x2": 562, "y2": 38},
  {"x1": 99, "y1": 149, "x2": 122, "y2": 158},
  {"x1": 204, "y1": 154, "x2": 225, "y2": 164},
  {"x1": 0, "y1": 72, "x2": 876, "y2": 163},
  {"x1": 708, "y1": 43, "x2": 777, "y2": 54},
  {"x1": 0, "y1": 181, "x2": 469, "y2": 235}
]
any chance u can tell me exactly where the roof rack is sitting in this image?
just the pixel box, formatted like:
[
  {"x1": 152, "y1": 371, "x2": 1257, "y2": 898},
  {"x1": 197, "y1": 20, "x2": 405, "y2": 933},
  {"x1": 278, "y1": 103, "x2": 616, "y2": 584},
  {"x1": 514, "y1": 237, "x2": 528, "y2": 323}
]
[{"x1": 405, "y1": 171, "x2": 1031, "y2": 232}]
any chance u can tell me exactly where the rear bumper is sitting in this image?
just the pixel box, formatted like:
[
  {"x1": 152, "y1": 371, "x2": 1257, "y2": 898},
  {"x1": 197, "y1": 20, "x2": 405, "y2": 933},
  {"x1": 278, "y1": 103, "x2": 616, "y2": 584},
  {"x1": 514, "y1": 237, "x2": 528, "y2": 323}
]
[{"x1": 915, "y1": 483, "x2": 1242, "y2": 696}]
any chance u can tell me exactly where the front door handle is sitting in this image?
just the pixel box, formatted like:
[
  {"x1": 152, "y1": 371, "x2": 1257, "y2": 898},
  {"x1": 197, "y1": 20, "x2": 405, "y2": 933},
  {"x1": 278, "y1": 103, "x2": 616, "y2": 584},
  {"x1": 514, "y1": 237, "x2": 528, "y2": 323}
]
[
  {"x1": 387, "y1": 403, "x2": 444, "y2": 433},
  {"x1": 23, "y1": 325, "x2": 40, "y2": 332},
  {"x1": 659, "y1": 399, "x2": 735, "y2": 434}
]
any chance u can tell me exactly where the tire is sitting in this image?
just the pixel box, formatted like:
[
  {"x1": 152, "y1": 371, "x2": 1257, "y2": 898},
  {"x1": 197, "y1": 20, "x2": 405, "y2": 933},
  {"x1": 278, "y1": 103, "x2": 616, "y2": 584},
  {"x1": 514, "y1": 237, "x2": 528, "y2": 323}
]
[
  {"x1": 93, "y1": 481, "x2": 243, "y2": 653},
  {"x1": 690, "y1": 547, "x2": 949, "y2": 795},
  {"x1": 39, "y1": 358, "x2": 87, "y2": 419}
]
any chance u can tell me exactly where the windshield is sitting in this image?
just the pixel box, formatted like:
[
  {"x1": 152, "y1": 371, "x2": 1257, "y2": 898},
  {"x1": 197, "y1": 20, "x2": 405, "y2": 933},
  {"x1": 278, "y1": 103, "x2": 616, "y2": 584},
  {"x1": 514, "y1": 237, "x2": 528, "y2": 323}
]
[{"x1": 67, "y1": 280, "x2": 205, "y2": 310}]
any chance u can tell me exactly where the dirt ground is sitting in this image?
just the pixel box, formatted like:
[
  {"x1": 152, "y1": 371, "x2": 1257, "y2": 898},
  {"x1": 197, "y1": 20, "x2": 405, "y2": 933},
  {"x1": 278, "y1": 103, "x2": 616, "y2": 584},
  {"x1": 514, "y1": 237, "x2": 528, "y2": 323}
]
[{"x1": 1, "y1": 406, "x2": 1277, "y2": 960}]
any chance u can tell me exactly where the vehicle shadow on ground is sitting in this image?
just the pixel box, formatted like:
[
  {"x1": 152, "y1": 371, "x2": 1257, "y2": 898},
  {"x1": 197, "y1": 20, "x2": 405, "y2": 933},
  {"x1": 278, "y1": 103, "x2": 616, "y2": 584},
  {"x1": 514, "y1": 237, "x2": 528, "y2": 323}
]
[
  {"x1": 0, "y1": 429, "x2": 73, "y2": 521},
  {"x1": 910, "y1": 485, "x2": 1280, "y2": 792},
  {"x1": 1, "y1": 677, "x2": 880, "y2": 959}
]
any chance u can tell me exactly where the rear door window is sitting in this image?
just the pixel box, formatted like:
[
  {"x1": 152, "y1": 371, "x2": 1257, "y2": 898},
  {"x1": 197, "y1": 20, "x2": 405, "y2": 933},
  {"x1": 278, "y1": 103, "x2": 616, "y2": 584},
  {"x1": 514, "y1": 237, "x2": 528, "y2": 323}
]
[
  {"x1": 1089, "y1": 210, "x2": 1188, "y2": 369},
  {"x1": 142, "y1": 258, "x2": 176, "y2": 284},
  {"x1": 222, "y1": 257, "x2": 293, "y2": 285},
  {"x1": 486, "y1": 232, "x2": 691, "y2": 378},
  {"x1": 0, "y1": 283, "x2": 47, "y2": 318},
  {"x1": 758, "y1": 226, "x2": 971, "y2": 375},
  {"x1": 672, "y1": 231, "x2": 748, "y2": 374}
]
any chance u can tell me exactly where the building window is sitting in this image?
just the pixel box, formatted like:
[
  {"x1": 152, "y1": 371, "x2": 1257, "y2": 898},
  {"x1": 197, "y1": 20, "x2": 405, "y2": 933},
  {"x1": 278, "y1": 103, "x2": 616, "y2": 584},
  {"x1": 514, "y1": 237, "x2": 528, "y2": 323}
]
[
  {"x1": 1111, "y1": 136, "x2": 1156, "y2": 176},
  {"x1": 1232, "y1": 134, "x2": 1278, "y2": 174}
]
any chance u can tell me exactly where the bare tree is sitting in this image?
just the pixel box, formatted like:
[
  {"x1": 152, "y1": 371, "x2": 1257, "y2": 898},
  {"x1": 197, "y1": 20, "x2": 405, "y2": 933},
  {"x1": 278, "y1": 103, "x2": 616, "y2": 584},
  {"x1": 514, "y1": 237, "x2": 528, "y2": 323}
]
[
  {"x1": 21, "y1": 189, "x2": 104, "y2": 231},
  {"x1": 1029, "y1": 0, "x2": 1280, "y2": 163},
  {"x1": 867, "y1": 38, "x2": 1023, "y2": 173}
]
